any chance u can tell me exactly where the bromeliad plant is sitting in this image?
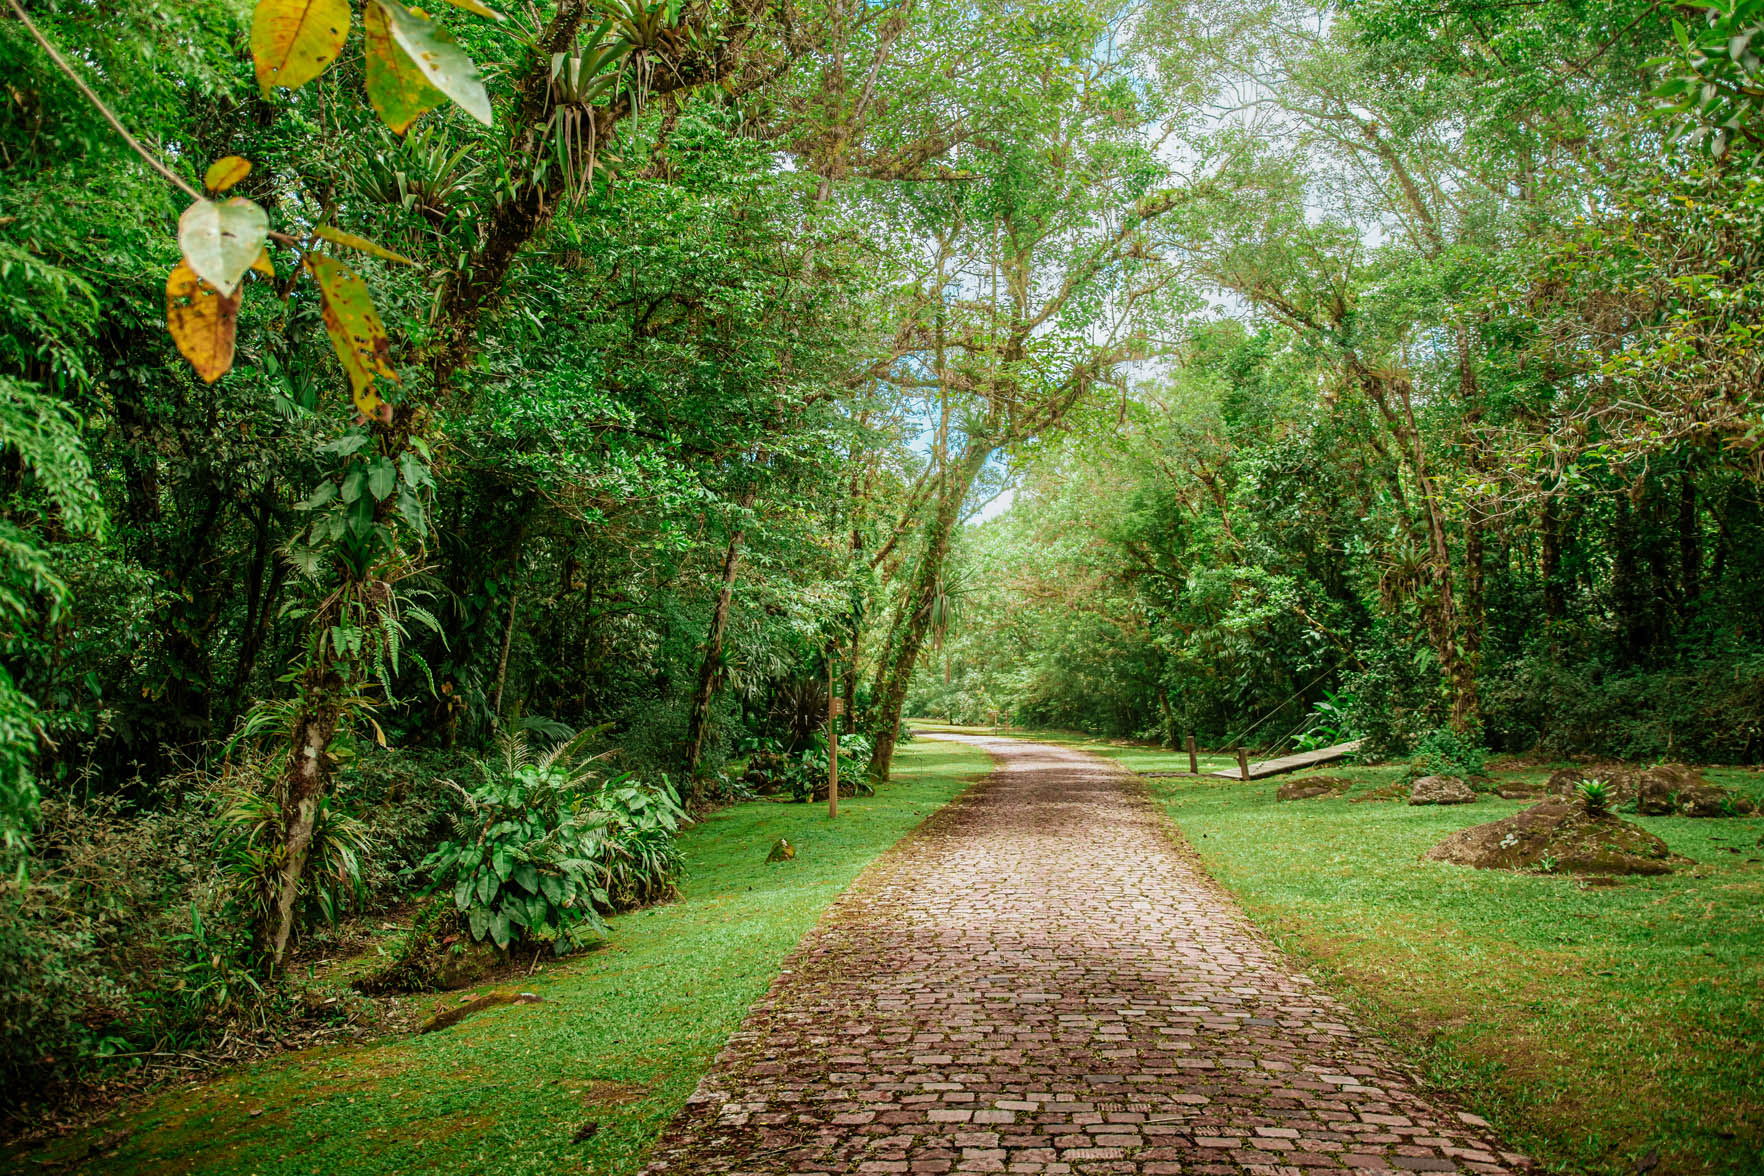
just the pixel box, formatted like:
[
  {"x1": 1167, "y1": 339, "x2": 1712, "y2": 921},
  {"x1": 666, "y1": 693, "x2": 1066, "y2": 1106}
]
[
  {"x1": 420, "y1": 732, "x2": 685, "y2": 952},
  {"x1": 1580, "y1": 778, "x2": 1613, "y2": 816}
]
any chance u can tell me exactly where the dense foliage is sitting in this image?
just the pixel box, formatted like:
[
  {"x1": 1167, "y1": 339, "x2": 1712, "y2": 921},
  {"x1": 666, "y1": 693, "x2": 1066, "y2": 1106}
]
[
  {"x1": 909, "y1": 0, "x2": 1764, "y2": 766},
  {"x1": 0, "y1": 0, "x2": 1758, "y2": 1122}
]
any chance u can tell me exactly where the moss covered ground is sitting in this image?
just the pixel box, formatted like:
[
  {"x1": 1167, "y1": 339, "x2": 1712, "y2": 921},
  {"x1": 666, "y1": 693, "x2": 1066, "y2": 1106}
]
[{"x1": 16, "y1": 738, "x2": 991, "y2": 1176}]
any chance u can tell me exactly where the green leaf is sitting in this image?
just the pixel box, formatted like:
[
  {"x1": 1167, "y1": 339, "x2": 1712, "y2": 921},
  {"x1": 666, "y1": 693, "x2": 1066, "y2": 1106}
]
[
  {"x1": 468, "y1": 906, "x2": 489, "y2": 940},
  {"x1": 453, "y1": 877, "x2": 472, "y2": 909},
  {"x1": 489, "y1": 909, "x2": 510, "y2": 949},
  {"x1": 397, "y1": 484, "x2": 428, "y2": 537},
  {"x1": 340, "y1": 467, "x2": 366, "y2": 504},
  {"x1": 368, "y1": 456, "x2": 397, "y2": 501},
  {"x1": 512, "y1": 863, "x2": 538, "y2": 893},
  {"x1": 363, "y1": 0, "x2": 446, "y2": 133},
  {"x1": 297, "y1": 480, "x2": 339, "y2": 511},
  {"x1": 475, "y1": 869, "x2": 495, "y2": 906},
  {"x1": 178, "y1": 197, "x2": 270, "y2": 297},
  {"x1": 321, "y1": 432, "x2": 372, "y2": 456},
  {"x1": 374, "y1": 0, "x2": 493, "y2": 126}
]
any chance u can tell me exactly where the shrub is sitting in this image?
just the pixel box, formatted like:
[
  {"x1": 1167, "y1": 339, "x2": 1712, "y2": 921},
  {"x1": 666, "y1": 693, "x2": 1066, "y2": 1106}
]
[
  {"x1": 419, "y1": 734, "x2": 686, "y2": 953},
  {"x1": 781, "y1": 732, "x2": 874, "y2": 802},
  {"x1": 1406, "y1": 726, "x2": 1489, "y2": 780},
  {"x1": 0, "y1": 790, "x2": 231, "y2": 1108}
]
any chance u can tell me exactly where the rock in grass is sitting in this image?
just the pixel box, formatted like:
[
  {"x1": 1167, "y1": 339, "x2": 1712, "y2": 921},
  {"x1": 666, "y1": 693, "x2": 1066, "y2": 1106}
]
[
  {"x1": 1276, "y1": 776, "x2": 1350, "y2": 801},
  {"x1": 1425, "y1": 800, "x2": 1673, "y2": 876},
  {"x1": 1635, "y1": 763, "x2": 1756, "y2": 817},
  {"x1": 766, "y1": 838, "x2": 796, "y2": 863},
  {"x1": 1548, "y1": 765, "x2": 1639, "y2": 804},
  {"x1": 1409, "y1": 774, "x2": 1476, "y2": 805}
]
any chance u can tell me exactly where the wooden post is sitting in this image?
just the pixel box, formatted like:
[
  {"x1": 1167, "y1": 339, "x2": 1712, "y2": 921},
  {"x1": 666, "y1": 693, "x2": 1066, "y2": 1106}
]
[
  {"x1": 827, "y1": 664, "x2": 839, "y2": 819},
  {"x1": 1186, "y1": 733, "x2": 1198, "y2": 776},
  {"x1": 1237, "y1": 747, "x2": 1250, "y2": 781}
]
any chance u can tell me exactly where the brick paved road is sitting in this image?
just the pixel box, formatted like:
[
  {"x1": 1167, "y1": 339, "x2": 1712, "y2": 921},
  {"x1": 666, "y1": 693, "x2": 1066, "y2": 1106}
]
[{"x1": 642, "y1": 736, "x2": 1528, "y2": 1175}]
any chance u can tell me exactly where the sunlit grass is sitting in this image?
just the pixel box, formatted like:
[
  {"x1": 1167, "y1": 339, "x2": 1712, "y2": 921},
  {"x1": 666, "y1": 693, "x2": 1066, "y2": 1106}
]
[
  {"x1": 1080, "y1": 741, "x2": 1764, "y2": 1176},
  {"x1": 18, "y1": 739, "x2": 992, "y2": 1176}
]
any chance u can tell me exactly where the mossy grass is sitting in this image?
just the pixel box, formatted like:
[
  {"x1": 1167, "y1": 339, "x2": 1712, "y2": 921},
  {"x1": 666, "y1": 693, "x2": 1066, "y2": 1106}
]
[
  {"x1": 15, "y1": 738, "x2": 991, "y2": 1176},
  {"x1": 1085, "y1": 741, "x2": 1762, "y2": 1176}
]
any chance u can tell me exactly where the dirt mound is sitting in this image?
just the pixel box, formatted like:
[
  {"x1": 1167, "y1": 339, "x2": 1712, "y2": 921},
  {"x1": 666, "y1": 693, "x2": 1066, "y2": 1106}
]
[
  {"x1": 1425, "y1": 800, "x2": 1673, "y2": 876},
  {"x1": 1277, "y1": 776, "x2": 1351, "y2": 801},
  {"x1": 1495, "y1": 782, "x2": 1545, "y2": 800},
  {"x1": 1635, "y1": 764, "x2": 1756, "y2": 817},
  {"x1": 1410, "y1": 774, "x2": 1475, "y2": 805}
]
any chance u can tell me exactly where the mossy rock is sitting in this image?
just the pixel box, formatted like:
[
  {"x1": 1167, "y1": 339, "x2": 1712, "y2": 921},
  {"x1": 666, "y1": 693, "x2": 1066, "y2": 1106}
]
[
  {"x1": 1409, "y1": 774, "x2": 1476, "y2": 805},
  {"x1": 1277, "y1": 776, "x2": 1350, "y2": 801},
  {"x1": 1635, "y1": 763, "x2": 1756, "y2": 817},
  {"x1": 355, "y1": 902, "x2": 510, "y2": 993},
  {"x1": 1425, "y1": 799, "x2": 1674, "y2": 876}
]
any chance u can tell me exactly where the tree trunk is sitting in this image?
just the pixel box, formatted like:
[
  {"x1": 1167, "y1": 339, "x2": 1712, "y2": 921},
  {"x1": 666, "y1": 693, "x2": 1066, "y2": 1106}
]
[
  {"x1": 1350, "y1": 357, "x2": 1478, "y2": 729},
  {"x1": 867, "y1": 443, "x2": 992, "y2": 784},
  {"x1": 264, "y1": 659, "x2": 343, "y2": 966},
  {"x1": 490, "y1": 521, "x2": 527, "y2": 723},
  {"x1": 683, "y1": 488, "x2": 756, "y2": 783},
  {"x1": 1679, "y1": 471, "x2": 1700, "y2": 610}
]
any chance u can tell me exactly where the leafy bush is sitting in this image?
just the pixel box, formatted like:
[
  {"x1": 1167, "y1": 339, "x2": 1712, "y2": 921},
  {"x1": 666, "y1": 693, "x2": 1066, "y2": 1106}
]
[
  {"x1": 420, "y1": 734, "x2": 686, "y2": 953},
  {"x1": 1293, "y1": 690, "x2": 1357, "y2": 752},
  {"x1": 781, "y1": 732, "x2": 874, "y2": 802},
  {"x1": 218, "y1": 786, "x2": 374, "y2": 931},
  {"x1": 0, "y1": 791, "x2": 234, "y2": 1107},
  {"x1": 1406, "y1": 726, "x2": 1489, "y2": 780}
]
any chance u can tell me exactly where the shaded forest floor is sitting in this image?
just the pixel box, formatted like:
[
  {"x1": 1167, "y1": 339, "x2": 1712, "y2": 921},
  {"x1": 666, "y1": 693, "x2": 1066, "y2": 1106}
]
[
  {"x1": 8, "y1": 740, "x2": 994, "y2": 1176},
  {"x1": 919, "y1": 724, "x2": 1764, "y2": 1176}
]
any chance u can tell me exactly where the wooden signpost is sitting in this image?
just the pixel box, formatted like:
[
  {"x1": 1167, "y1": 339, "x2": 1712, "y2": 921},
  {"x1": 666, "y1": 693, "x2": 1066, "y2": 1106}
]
[
  {"x1": 1186, "y1": 733, "x2": 1198, "y2": 776},
  {"x1": 827, "y1": 674, "x2": 841, "y2": 819}
]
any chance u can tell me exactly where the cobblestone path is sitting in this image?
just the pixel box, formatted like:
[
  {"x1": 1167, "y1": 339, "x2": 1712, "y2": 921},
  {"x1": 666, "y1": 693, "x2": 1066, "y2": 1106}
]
[{"x1": 643, "y1": 736, "x2": 1528, "y2": 1175}]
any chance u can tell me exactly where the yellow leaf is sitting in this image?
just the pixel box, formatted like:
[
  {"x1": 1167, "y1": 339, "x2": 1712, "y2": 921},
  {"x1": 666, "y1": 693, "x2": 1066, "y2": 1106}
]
[
  {"x1": 166, "y1": 261, "x2": 240, "y2": 384},
  {"x1": 252, "y1": 248, "x2": 276, "y2": 277},
  {"x1": 434, "y1": 0, "x2": 503, "y2": 19},
  {"x1": 312, "y1": 225, "x2": 417, "y2": 265},
  {"x1": 205, "y1": 155, "x2": 253, "y2": 192},
  {"x1": 252, "y1": 0, "x2": 351, "y2": 95},
  {"x1": 304, "y1": 253, "x2": 398, "y2": 410},
  {"x1": 362, "y1": 0, "x2": 445, "y2": 133}
]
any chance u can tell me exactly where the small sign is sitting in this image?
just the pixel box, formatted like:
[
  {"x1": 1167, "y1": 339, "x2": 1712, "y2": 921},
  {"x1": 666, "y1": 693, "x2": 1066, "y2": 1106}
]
[{"x1": 829, "y1": 699, "x2": 845, "y2": 717}]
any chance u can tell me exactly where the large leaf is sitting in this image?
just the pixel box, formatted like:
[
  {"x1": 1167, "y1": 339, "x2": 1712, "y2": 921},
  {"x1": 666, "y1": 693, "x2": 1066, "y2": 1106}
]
[
  {"x1": 251, "y1": 0, "x2": 351, "y2": 95},
  {"x1": 303, "y1": 253, "x2": 397, "y2": 415},
  {"x1": 313, "y1": 225, "x2": 417, "y2": 265},
  {"x1": 374, "y1": 0, "x2": 492, "y2": 126},
  {"x1": 178, "y1": 197, "x2": 269, "y2": 297},
  {"x1": 362, "y1": 0, "x2": 447, "y2": 133},
  {"x1": 436, "y1": 0, "x2": 503, "y2": 19},
  {"x1": 165, "y1": 262, "x2": 240, "y2": 384},
  {"x1": 204, "y1": 155, "x2": 252, "y2": 192}
]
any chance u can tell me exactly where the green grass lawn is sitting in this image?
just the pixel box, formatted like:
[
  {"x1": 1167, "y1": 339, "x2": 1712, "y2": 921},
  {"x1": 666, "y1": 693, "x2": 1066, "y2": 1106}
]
[
  {"x1": 19, "y1": 737, "x2": 991, "y2": 1176},
  {"x1": 946, "y1": 722, "x2": 1762, "y2": 1176}
]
